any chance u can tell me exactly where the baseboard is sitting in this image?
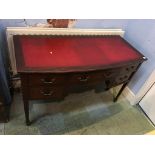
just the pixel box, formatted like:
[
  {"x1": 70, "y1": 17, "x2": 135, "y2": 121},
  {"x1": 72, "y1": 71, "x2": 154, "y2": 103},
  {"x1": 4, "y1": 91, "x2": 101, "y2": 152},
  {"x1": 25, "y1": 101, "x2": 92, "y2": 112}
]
[
  {"x1": 0, "y1": 104, "x2": 10, "y2": 123},
  {"x1": 111, "y1": 86, "x2": 136, "y2": 105},
  {"x1": 121, "y1": 86, "x2": 136, "y2": 105}
]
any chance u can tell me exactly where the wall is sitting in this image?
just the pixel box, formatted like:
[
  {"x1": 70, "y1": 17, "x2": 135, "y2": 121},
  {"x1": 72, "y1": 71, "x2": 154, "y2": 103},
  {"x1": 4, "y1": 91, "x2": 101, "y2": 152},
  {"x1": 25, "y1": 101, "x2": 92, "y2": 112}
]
[
  {"x1": 0, "y1": 19, "x2": 154, "y2": 96},
  {"x1": 75, "y1": 19, "x2": 128, "y2": 29},
  {"x1": 124, "y1": 19, "x2": 155, "y2": 94}
]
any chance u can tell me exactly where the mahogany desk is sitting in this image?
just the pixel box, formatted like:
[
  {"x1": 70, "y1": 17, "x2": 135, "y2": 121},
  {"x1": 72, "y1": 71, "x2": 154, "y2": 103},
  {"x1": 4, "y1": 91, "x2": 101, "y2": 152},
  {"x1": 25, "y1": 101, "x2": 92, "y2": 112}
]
[{"x1": 13, "y1": 35, "x2": 146, "y2": 125}]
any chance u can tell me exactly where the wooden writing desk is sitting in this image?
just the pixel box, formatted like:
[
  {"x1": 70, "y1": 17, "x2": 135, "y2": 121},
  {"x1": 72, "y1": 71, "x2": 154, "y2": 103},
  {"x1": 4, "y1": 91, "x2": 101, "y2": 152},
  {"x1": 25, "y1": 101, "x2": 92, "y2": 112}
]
[{"x1": 13, "y1": 35, "x2": 146, "y2": 125}]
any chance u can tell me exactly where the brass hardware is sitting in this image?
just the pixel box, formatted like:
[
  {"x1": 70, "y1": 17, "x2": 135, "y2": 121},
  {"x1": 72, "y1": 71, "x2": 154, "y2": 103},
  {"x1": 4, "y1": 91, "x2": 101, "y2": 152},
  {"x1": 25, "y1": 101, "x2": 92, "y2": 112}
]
[
  {"x1": 120, "y1": 77, "x2": 123, "y2": 81},
  {"x1": 78, "y1": 76, "x2": 89, "y2": 82},
  {"x1": 40, "y1": 90, "x2": 53, "y2": 96},
  {"x1": 41, "y1": 78, "x2": 55, "y2": 84},
  {"x1": 105, "y1": 72, "x2": 111, "y2": 77}
]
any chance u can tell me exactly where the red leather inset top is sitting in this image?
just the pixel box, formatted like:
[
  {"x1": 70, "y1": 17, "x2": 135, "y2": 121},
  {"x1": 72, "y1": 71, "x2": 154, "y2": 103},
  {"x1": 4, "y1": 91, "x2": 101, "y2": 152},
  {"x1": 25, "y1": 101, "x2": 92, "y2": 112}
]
[{"x1": 19, "y1": 36, "x2": 142, "y2": 68}]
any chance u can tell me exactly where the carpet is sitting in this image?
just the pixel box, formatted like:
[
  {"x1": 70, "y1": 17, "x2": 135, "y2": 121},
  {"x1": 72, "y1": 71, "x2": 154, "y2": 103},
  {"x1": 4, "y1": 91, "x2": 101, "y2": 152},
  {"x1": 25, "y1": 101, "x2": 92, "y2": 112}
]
[{"x1": 3, "y1": 90, "x2": 154, "y2": 135}]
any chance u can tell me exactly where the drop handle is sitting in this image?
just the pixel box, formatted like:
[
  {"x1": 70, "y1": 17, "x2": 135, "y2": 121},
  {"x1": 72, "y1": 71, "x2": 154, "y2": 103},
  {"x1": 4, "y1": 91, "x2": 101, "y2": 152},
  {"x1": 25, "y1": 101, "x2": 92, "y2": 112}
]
[
  {"x1": 105, "y1": 72, "x2": 112, "y2": 77},
  {"x1": 40, "y1": 91, "x2": 53, "y2": 96},
  {"x1": 78, "y1": 76, "x2": 89, "y2": 82},
  {"x1": 41, "y1": 78, "x2": 55, "y2": 84}
]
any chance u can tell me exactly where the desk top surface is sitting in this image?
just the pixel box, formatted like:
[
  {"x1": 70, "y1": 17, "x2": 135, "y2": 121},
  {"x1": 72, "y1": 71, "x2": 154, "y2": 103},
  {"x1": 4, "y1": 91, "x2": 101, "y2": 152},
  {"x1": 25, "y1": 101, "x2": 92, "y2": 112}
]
[{"x1": 13, "y1": 35, "x2": 145, "y2": 72}]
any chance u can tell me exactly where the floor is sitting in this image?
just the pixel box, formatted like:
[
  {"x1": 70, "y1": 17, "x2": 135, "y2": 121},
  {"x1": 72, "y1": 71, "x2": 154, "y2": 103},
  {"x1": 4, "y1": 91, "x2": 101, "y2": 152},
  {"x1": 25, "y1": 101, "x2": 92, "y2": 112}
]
[
  {"x1": 145, "y1": 130, "x2": 155, "y2": 135},
  {"x1": 0, "y1": 89, "x2": 154, "y2": 135}
]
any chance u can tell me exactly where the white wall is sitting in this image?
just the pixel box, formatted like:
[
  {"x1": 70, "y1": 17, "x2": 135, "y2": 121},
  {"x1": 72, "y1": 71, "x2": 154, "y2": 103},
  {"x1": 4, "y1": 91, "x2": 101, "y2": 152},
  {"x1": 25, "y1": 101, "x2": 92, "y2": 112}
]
[{"x1": 124, "y1": 19, "x2": 155, "y2": 94}]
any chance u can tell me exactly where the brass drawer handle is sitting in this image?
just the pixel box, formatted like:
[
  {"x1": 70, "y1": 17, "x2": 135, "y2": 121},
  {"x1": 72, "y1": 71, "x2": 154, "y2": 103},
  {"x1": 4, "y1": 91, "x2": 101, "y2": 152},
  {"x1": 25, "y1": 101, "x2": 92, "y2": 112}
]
[
  {"x1": 126, "y1": 68, "x2": 130, "y2": 71},
  {"x1": 78, "y1": 76, "x2": 89, "y2": 82},
  {"x1": 40, "y1": 91, "x2": 53, "y2": 96},
  {"x1": 119, "y1": 77, "x2": 123, "y2": 81},
  {"x1": 41, "y1": 78, "x2": 55, "y2": 84},
  {"x1": 105, "y1": 72, "x2": 112, "y2": 77},
  {"x1": 119, "y1": 75, "x2": 128, "y2": 81}
]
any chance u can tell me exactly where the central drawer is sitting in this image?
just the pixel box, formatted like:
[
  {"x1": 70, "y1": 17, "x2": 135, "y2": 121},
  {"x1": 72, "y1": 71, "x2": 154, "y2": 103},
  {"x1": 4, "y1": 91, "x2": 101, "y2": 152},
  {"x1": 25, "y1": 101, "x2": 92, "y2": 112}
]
[{"x1": 69, "y1": 71, "x2": 105, "y2": 85}]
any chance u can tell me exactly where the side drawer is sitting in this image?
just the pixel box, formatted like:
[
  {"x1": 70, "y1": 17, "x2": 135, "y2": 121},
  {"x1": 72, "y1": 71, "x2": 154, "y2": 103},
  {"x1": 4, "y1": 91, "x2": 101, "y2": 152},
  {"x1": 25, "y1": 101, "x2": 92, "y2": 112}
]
[
  {"x1": 121, "y1": 63, "x2": 139, "y2": 73},
  {"x1": 28, "y1": 73, "x2": 67, "y2": 86},
  {"x1": 104, "y1": 62, "x2": 139, "y2": 79},
  {"x1": 105, "y1": 72, "x2": 133, "y2": 88},
  {"x1": 28, "y1": 86, "x2": 65, "y2": 100},
  {"x1": 104, "y1": 68, "x2": 120, "y2": 78}
]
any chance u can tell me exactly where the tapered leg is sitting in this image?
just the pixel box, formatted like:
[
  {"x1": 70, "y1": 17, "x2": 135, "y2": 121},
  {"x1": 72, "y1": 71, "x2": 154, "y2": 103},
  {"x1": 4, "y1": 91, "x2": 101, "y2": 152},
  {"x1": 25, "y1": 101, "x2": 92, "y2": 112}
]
[
  {"x1": 23, "y1": 99, "x2": 31, "y2": 126},
  {"x1": 113, "y1": 82, "x2": 128, "y2": 102}
]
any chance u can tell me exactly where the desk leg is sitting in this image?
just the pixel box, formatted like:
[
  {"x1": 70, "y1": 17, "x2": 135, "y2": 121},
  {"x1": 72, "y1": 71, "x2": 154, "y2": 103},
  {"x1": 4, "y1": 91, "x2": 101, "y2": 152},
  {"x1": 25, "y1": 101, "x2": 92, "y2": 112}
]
[
  {"x1": 113, "y1": 82, "x2": 128, "y2": 102},
  {"x1": 23, "y1": 99, "x2": 31, "y2": 126}
]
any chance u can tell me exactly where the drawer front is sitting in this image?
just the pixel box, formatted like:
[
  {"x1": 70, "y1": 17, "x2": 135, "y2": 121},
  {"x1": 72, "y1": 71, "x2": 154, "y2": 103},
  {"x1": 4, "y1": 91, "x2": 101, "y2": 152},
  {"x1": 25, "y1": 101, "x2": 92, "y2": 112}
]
[
  {"x1": 28, "y1": 74, "x2": 67, "y2": 86},
  {"x1": 120, "y1": 63, "x2": 139, "y2": 74},
  {"x1": 104, "y1": 68, "x2": 120, "y2": 78},
  {"x1": 105, "y1": 72, "x2": 133, "y2": 88},
  {"x1": 29, "y1": 86, "x2": 65, "y2": 100},
  {"x1": 114, "y1": 73, "x2": 131, "y2": 85},
  {"x1": 69, "y1": 71, "x2": 105, "y2": 85},
  {"x1": 104, "y1": 63, "x2": 139, "y2": 79}
]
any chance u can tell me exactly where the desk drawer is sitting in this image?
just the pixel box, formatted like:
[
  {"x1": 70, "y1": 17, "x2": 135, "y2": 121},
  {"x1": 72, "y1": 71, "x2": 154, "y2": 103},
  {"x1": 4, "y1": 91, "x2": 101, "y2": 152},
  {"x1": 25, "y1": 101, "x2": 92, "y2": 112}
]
[
  {"x1": 28, "y1": 74, "x2": 67, "y2": 86},
  {"x1": 104, "y1": 68, "x2": 120, "y2": 78},
  {"x1": 29, "y1": 86, "x2": 65, "y2": 100},
  {"x1": 121, "y1": 63, "x2": 139, "y2": 73},
  {"x1": 104, "y1": 63, "x2": 139, "y2": 79},
  {"x1": 105, "y1": 72, "x2": 132, "y2": 88},
  {"x1": 69, "y1": 71, "x2": 105, "y2": 85}
]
